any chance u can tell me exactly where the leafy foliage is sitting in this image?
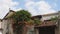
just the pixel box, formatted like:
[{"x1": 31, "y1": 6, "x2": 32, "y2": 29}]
[
  {"x1": 13, "y1": 22, "x2": 25, "y2": 34},
  {"x1": 34, "y1": 19, "x2": 41, "y2": 25},
  {"x1": 9, "y1": 10, "x2": 31, "y2": 34},
  {"x1": 50, "y1": 17, "x2": 58, "y2": 21},
  {"x1": 27, "y1": 19, "x2": 34, "y2": 25},
  {"x1": 9, "y1": 10, "x2": 41, "y2": 34},
  {"x1": 12, "y1": 10, "x2": 31, "y2": 22}
]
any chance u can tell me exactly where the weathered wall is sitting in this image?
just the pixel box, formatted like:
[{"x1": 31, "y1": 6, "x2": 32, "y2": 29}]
[
  {"x1": 2, "y1": 19, "x2": 8, "y2": 34},
  {"x1": 2, "y1": 19, "x2": 14, "y2": 34}
]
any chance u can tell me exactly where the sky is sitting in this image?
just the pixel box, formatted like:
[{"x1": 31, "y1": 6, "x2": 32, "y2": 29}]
[{"x1": 0, "y1": 0, "x2": 60, "y2": 19}]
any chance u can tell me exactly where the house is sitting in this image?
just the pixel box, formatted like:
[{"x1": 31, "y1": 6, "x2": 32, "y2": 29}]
[
  {"x1": 32, "y1": 12, "x2": 59, "y2": 34},
  {"x1": 1, "y1": 10, "x2": 15, "y2": 34},
  {"x1": 1, "y1": 9, "x2": 60, "y2": 34}
]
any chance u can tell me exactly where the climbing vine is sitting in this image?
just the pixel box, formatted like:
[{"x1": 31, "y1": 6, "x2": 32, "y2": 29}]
[
  {"x1": 8, "y1": 10, "x2": 42, "y2": 34},
  {"x1": 10, "y1": 10, "x2": 31, "y2": 34}
]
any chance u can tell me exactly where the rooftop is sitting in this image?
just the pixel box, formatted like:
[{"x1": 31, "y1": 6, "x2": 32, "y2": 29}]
[{"x1": 35, "y1": 21, "x2": 57, "y2": 27}]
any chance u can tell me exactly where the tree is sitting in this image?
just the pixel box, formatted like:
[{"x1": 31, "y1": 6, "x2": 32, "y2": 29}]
[
  {"x1": 12, "y1": 10, "x2": 31, "y2": 22},
  {"x1": 8, "y1": 10, "x2": 42, "y2": 34},
  {"x1": 10, "y1": 10, "x2": 31, "y2": 34}
]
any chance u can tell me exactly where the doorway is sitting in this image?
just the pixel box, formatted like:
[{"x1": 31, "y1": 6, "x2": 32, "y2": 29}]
[{"x1": 39, "y1": 26, "x2": 55, "y2": 34}]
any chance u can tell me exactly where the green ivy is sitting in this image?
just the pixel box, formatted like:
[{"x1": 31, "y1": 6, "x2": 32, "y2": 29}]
[
  {"x1": 8, "y1": 10, "x2": 42, "y2": 34},
  {"x1": 9, "y1": 10, "x2": 31, "y2": 34}
]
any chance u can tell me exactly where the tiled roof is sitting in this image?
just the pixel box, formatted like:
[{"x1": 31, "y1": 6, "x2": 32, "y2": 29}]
[{"x1": 35, "y1": 21, "x2": 57, "y2": 27}]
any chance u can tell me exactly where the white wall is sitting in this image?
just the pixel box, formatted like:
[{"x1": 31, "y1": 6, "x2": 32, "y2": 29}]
[
  {"x1": 41, "y1": 14, "x2": 58, "y2": 21},
  {"x1": 2, "y1": 20, "x2": 8, "y2": 34},
  {"x1": 2, "y1": 19, "x2": 14, "y2": 34}
]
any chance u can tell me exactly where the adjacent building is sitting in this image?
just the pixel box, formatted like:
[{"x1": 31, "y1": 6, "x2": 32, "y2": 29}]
[
  {"x1": 31, "y1": 12, "x2": 59, "y2": 34},
  {"x1": 41, "y1": 12, "x2": 58, "y2": 21}
]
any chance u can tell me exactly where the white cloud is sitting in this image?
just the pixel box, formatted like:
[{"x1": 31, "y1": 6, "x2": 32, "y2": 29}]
[
  {"x1": 0, "y1": 0, "x2": 57, "y2": 19},
  {"x1": 0, "y1": 0, "x2": 19, "y2": 19},
  {"x1": 13, "y1": 8, "x2": 22, "y2": 11},
  {"x1": 25, "y1": 0, "x2": 56, "y2": 16}
]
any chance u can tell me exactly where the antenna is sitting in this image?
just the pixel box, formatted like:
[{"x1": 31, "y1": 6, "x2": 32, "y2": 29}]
[
  {"x1": 9, "y1": 8, "x2": 11, "y2": 12},
  {"x1": 9, "y1": 8, "x2": 10, "y2": 10}
]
